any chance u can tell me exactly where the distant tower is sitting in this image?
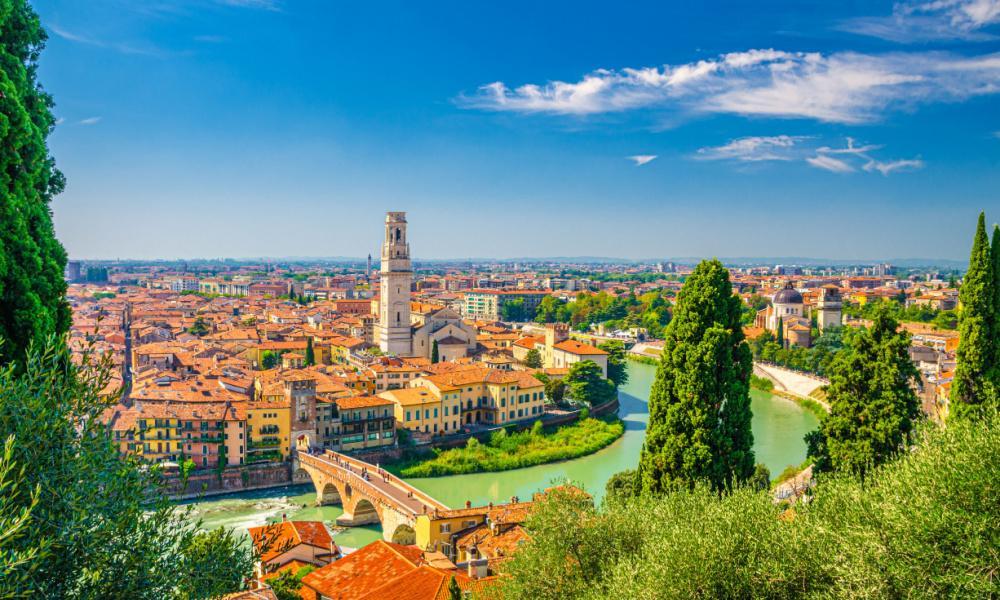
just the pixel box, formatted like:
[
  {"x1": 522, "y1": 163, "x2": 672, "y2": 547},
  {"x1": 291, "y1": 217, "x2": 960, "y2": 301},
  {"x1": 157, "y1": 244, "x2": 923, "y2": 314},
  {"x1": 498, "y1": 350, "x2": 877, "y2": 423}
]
[
  {"x1": 375, "y1": 212, "x2": 413, "y2": 355},
  {"x1": 816, "y1": 286, "x2": 843, "y2": 332},
  {"x1": 367, "y1": 253, "x2": 372, "y2": 280}
]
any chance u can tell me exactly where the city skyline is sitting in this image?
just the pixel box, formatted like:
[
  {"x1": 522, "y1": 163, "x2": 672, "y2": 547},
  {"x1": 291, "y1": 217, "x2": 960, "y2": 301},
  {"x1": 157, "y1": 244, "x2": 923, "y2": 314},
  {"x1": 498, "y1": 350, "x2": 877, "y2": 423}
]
[{"x1": 37, "y1": 0, "x2": 1000, "y2": 260}]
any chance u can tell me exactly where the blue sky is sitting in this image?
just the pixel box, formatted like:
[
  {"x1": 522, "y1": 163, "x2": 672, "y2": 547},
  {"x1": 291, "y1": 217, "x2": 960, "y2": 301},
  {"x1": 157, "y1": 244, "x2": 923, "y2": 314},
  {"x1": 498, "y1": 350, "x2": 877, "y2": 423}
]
[{"x1": 36, "y1": 0, "x2": 1000, "y2": 261}]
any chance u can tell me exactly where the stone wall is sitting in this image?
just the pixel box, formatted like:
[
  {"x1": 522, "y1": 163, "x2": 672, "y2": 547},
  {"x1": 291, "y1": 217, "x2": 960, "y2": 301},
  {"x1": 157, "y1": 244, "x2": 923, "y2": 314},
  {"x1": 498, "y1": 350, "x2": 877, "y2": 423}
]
[{"x1": 164, "y1": 462, "x2": 292, "y2": 500}]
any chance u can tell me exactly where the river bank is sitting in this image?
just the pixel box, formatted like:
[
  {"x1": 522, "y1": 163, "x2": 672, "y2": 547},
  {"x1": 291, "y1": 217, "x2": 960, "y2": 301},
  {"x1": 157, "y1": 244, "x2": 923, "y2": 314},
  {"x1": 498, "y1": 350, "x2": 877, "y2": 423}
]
[
  {"x1": 181, "y1": 362, "x2": 819, "y2": 547},
  {"x1": 388, "y1": 415, "x2": 625, "y2": 477}
]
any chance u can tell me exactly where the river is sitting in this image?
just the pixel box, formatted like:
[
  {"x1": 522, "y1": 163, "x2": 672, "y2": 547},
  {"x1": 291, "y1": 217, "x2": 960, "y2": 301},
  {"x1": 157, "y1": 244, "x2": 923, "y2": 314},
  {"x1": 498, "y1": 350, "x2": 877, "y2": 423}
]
[{"x1": 180, "y1": 361, "x2": 819, "y2": 549}]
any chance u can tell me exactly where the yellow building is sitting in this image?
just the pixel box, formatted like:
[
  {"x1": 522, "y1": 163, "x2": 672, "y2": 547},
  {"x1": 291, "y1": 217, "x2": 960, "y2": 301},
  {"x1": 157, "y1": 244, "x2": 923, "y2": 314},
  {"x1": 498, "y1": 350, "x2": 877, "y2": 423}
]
[
  {"x1": 414, "y1": 506, "x2": 489, "y2": 557},
  {"x1": 246, "y1": 399, "x2": 291, "y2": 462},
  {"x1": 412, "y1": 367, "x2": 546, "y2": 428},
  {"x1": 333, "y1": 395, "x2": 396, "y2": 451},
  {"x1": 379, "y1": 387, "x2": 461, "y2": 436}
]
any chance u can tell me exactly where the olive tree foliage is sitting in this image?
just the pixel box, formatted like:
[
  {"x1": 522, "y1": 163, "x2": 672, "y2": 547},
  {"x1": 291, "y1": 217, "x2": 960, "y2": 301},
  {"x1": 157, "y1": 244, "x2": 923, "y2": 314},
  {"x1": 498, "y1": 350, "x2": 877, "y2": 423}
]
[
  {"x1": 0, "y1": 340, "x2": 258, "y2": 598},
  {"x1": 497, "y1": 412, "x2": 999, "y2": 599}
]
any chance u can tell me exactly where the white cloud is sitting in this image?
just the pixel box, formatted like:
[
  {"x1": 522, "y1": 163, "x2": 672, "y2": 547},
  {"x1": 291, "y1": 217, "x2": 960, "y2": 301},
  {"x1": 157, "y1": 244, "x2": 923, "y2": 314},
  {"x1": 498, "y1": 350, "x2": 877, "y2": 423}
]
[
  {"x1": 696, "y1": 135, "x2": 805, "y2": 161},
  {"x1": 696, "y1": 136, "x2": 924, "y2": 176},
  {"x1": 459, "y1": 49, "x2": 1000, "y2": 124},
  {"x1": 816, "y1": 137, "x2": 882, "y2": 155},
  {"x1": 627, "y1": 155, "x2": 658, "y2": 166},
  {"x1": 863, "y1": 158, "x2": 925, "y2": 175},
  {"x1": 79, "y1": 117, "x2": 102, "y2": 125},
  {"x1": 841, "y1": 0, "x2": 1000, "y2": 42},
  {"x1": 807, "y1": 155, "x2": 856, "y2": 173},
  {"x1": 54, "y1": 117, "x2": 65, "y2": 125},
  {"x1": 216, "y1": 0, "x2": 281, "y2": 10}
]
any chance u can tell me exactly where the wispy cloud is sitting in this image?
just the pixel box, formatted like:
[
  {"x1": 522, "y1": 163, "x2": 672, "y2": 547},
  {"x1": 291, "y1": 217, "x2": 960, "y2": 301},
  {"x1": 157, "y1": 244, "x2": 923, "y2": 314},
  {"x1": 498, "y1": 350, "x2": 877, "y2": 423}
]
[
  {"x1": 696, "y1": 135, "x2": 805, "y2": 161},
  {"x1": 79, "y1": 117, "x2": 102, "y2": 126},
  {"x1": 863, "y1": 158, "x2": 925, "y2": 175},
  {"x1": 48, "y1": 24, "x2": 175, "y2": 57},
  {"x1": 216, "y1": 0, "x2": 281, "y2": 10},
  {"x1": 627, "y1": 155, "x2": 658, "y2": 166},
  {"x1": 697, "y1": 136, "x2": 923, "y2": 176},
  {"x1": 807, "y1": 155, "x2": 856, "y2": 173},
  {"x1": 194, "y1": 34, "x2": 228, "y2": 43},
  {"x1": 840, "y1": 0, "x2": 1000, "y2": 43},
  {"x1": 459, "y1": 49, "x2": 1000, "y2": 124}
]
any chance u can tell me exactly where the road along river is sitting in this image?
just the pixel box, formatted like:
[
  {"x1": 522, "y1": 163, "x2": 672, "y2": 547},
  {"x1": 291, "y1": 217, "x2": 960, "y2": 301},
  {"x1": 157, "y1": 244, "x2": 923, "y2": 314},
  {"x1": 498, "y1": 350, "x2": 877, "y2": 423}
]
[{"x1": 181, "y1": 361, "x2": 819, "y2": 548}]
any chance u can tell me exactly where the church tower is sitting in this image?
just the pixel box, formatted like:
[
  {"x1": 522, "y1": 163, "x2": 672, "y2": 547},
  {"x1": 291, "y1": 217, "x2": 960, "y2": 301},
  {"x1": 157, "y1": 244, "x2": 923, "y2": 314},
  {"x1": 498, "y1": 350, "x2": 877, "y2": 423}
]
[
  {"x1": 816, "y1": 286, "x2": 843, "y2": 333},
  {"x1": 376, "y1": 212, "x2": 413, "y2": 355}
]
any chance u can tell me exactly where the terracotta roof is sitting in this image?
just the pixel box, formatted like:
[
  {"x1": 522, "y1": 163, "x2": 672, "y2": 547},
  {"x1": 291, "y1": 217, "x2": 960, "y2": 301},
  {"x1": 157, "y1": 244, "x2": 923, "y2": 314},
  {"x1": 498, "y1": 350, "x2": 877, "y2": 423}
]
[
  {"x1": 380, "y1": 388, "x2": 438, "y2": 406},
  {"x1": 336, "y1": 395, "x2": 393, "y2": 410},
  {"x1": 300, "y1": 541, "x2": 424, "y2": 600},
  {"x1": 552, "y1": 339, "x2": 607, "y2": 356},
  {"x1": 248, "y1": 521, "x2": 335, "y2": 564}
]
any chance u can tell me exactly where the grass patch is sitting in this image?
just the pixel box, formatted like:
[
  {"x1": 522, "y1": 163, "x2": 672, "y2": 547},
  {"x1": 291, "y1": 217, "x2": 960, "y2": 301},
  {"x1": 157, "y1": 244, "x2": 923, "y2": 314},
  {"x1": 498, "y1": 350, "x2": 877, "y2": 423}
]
[
  {"x1": 627, "y1": 354, "x2": 659, "y2": 366},
  {"x1": 749, "y1": 374, "x2": 774, "y2": 392},
  {"x1": 391, "y1": 417, "x2": 625, "y2": 478}
]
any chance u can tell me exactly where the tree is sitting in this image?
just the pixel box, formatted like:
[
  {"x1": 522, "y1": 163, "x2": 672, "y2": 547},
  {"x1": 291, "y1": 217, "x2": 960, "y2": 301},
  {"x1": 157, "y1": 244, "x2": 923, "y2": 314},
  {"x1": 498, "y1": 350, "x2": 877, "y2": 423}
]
[
  {"x1": 0, "y1": 0, "x2": 71, "y2": 368},
  {"x1": 748, "y1": 463, "x2": 770, "y2": 491},
  {"x1": 564, "y1": 360, "x2": 615, "y2": 407},
  {"x1": 598, "y1": 340, "x2": 629, "y2": 388},
  {"x1": 776, "y1": 316, "x2": 784, "y2": 348},
  {"x1": 501, "y1": 298, "x2": 528, "y2": 322},
  {"x1": 806, "y1": 306, "x2": 920, "y2": 478},
  {"x1": 261, "y1": 350, "x2": 280, "y2": 370},
  {"x1": 431, "y1": 339, "x2": 439, "y2": 363},
  {"x1": 448, "y1": 575, "x2": 463, "y2": 600},
  {"x1": 176, "y1": 527, "x2": 256, "y2": 599},
  {"x1": 187, "y1": 317, "x2": 209, "y2": 337},
  {"x1": 270, "y1": 564, "x2": 316, "y2": 600},
  {"x1": 305, "y1": 337, "x2": 315, "y2": 366},
  {"x1": 0, "y1": 436, "x2": 43, "y2": 595},
  {"x1": 951, "y1": 212, "x2": 996, "y2": 418},
  {"x1": 0, "y1": 340, "x2": 254, "y2": 597},
  {"x1": 636, "y1": 259, "x2": 754, "y2": 494},
  {"x1": 525, "y1": 348, "x2": 543, "y2": 368}
]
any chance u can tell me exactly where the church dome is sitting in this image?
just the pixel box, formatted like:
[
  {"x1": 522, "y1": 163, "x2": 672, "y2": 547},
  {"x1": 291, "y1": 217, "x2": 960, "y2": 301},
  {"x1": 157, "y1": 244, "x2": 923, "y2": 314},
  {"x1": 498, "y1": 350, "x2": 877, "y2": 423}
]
[{"x1": 773, "y1": 283, "x2": 803, "y2": 305}]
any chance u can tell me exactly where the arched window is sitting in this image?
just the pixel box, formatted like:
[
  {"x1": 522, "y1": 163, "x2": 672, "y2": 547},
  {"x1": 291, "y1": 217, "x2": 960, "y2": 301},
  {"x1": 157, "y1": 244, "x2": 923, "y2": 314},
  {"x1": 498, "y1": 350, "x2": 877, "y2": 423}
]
[
  {"x1": 396, "y1": 311, "x2": 401, "y2": 324},
  {"x1": 395, "y1": 228, "x2": 401, "y2": 242}
]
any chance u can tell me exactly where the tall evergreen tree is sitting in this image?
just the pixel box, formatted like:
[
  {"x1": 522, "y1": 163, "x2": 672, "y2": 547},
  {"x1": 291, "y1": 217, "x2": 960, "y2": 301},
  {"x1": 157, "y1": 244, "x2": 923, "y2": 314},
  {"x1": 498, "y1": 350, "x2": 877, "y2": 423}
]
[
  {"x1": 598, "y1": 339, "x2": 629, "y2": 388},
  {"x1": 951, "y1": 213, "x2": 996, "y2": 418},
  {"x1": 637, "y1": 259, "x2": 754, "y2": 493},
  {"x1": 807, "y1": 306, "x2": 920, "y2": 477},
  {"x1": 431, "y1": 339, "x2": 439, "y2": 363},
  {"x1": 304, "y1": 336, "x2": 315, "y2": 366},
  {"x1": 0, "y1": 0, "x2": 70, "y2": 367}
]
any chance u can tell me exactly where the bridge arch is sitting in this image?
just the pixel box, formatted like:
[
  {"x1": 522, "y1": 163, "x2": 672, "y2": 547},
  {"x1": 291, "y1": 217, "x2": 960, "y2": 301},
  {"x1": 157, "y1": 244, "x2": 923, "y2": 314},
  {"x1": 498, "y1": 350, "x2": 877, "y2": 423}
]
[
  {"x1": 319, "y1": 482, "x2": 342, "y2": 505},
  {"x1": 390, "y1": 523, "x2": 416, "y2": 545}
]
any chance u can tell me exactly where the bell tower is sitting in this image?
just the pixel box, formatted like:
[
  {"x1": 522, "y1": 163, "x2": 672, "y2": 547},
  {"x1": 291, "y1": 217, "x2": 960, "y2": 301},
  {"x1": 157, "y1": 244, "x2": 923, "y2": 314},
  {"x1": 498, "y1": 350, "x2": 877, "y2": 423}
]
[{"x1": 375, "y1": 212, "x2": 413, "y2": 355}]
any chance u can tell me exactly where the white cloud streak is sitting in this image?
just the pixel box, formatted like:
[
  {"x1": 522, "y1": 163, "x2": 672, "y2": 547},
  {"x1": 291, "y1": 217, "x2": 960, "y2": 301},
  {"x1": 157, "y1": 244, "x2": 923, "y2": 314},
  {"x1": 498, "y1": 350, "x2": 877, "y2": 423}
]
[
  {"x1": 697, "y1": 136, "x2": 924, "y2": 176},
  {"x1": 807, "y1": 155, "x2": 856, "y2": 173},
  {"x1": 459, "y1": 49, "x2": 1000, "y2": 124},
  {"x1": 627, "y1": 155, "x2": 658, "y2": 166},
  {"x1": 863, "y1": 158, "x2": 925, "y2": 175},
  {"x1": 79, "y1": 117, "x2": 102, "y2": 125},
  {"x1": 841, "y1": 0, "x2": 1000, "y2": 42},
  {"x1": 695, "y1": 135, "x2": 805, "y2": 161}
]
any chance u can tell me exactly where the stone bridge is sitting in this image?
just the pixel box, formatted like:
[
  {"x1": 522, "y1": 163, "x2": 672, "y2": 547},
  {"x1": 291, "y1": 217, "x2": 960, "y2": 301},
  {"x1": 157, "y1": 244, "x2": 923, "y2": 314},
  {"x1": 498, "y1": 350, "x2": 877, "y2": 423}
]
[
  {"x1": 296, "y1": 450, "x2": 448, "y2": 544},
  {"x1": 753, "y1": 361, "x2": 830, "y2": 409}
]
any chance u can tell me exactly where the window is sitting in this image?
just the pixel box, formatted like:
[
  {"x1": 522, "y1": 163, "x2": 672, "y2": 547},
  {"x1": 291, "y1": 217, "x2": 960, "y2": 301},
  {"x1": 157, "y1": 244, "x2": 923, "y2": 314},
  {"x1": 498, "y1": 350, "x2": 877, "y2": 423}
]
[
  {"x1": 406, "y1": 411, "x2": 411, "y2": 421},
  {"x1": 367, "y1": 433, "x2": 378, "y2": 441},
  {"x1": 433, "y1": 408, "x2": 438, "y2": 418},
  {"x1": 440, "y1": 523, "x2": 451, "y2": 533}
]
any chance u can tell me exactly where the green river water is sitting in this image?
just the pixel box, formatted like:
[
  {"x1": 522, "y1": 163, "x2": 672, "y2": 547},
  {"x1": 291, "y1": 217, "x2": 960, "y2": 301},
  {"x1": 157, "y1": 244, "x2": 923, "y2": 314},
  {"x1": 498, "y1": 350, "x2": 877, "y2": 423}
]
[{"x1": 181, "y1": 361, "x2": 819, "y2": 549}]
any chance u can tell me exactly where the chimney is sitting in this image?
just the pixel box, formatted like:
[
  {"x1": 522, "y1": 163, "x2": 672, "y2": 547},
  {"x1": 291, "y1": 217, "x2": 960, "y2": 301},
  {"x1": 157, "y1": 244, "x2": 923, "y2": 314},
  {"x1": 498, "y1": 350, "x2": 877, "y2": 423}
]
[
  {"x1": 465, "y1": 500, "x2": 472, "y2": 509},
  {"x1": 281, "y1": 513, "x2": 287, "y2": 522},
  {"x1": 467, "y1": 558, "x2": 488, "y2": 580}
]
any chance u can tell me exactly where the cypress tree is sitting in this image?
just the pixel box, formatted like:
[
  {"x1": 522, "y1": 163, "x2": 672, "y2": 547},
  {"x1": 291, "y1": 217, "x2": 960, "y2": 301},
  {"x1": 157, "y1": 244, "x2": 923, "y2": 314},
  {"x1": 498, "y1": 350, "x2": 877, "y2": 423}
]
[
  {"x1": 991, "y1": 224, "x2": 1000, "y2": 401},
  {"x1": 637, "y1": 259, "x2": 754, "y2": 493},
  {"x1": 951, "y1": 213, "x2": 995, "y2": 418},
  {"x1": 431, "y1": 339, "x2": 439, "y2": 363},
  {"x1": 304, "y1": 337, "x2": 315, "y2": 366},
  {"x1": 807, "y1": 306, "x2": 920, "y2": 477},
  {"x1": 0, "y1": 0, "x2": 70, "y2": 367},
  {"x1": 776, "y1": 316, "x2": 784, "y2": 349}
]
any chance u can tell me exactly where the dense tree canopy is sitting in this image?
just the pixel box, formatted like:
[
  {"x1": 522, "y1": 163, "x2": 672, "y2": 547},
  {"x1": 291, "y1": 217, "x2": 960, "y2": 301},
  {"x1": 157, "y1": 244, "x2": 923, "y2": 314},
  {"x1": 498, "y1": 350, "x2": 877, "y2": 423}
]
[
  {"x1": 564, "y1": 360, "x2": 615, "y2": 407},
  {"x1": 637, "y1": 259, "x2": 754, "y2": 493},
  {"x1": 534, "y1": 290, "x2": 672, "y2": 337},
  {"x1": 807, "y1": 307, "x2": 920, "y2": 477},
  {"x1": 598, "y1": 340, "x2": 628, "y2": 388},
  {"x1": 951, "y1": 212, "x2": 997, "y2": 417},
  {"x1": 0, "y1": 0, "x2": 70, "y2": 367}
]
